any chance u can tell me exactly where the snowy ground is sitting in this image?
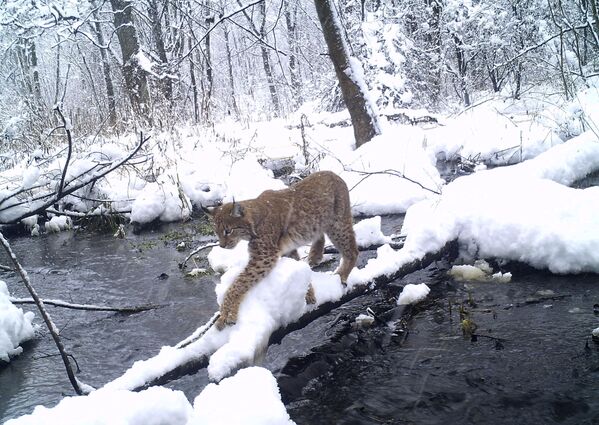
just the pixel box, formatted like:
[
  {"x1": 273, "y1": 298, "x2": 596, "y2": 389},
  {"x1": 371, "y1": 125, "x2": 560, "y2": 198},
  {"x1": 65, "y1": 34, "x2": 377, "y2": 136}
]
[{"x1": 2, "y1": 83, "x2": 599, "y2": 424}]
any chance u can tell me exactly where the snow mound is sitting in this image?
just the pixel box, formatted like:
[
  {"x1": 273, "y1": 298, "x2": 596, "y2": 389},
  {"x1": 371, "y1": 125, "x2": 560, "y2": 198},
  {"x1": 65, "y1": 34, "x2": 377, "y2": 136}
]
[
  {"x1": 0, "y1": 281, "x2": 36, "y2": 362},
  {"x1": 130, "y1": 180, "x2": 191, "y2": 224},
  {"x1": 402, "y1": 132, "x2": 599, "y2": 274},
  {"x1": 5, "y1": 387, "x2": 192, "y2": 425},
  {"x1": 45, "y1": 216, "x2": 72, "y2": 233},
  {"x1": 397, "y1": 283, "x2": 430, "y2": 305},
  {"x1": 190, "y1": 367, "x2": 295, "y2": 425},
  {"x1": 449, "y1": 260, "x2": 512, "y2": 283}
]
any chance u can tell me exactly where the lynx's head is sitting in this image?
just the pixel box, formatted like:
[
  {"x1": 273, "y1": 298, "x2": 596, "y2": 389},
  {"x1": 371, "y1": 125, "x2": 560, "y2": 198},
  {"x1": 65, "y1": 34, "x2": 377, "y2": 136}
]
[{"x1": 203, "y1": 201, "x2": 255, "y2": 249}]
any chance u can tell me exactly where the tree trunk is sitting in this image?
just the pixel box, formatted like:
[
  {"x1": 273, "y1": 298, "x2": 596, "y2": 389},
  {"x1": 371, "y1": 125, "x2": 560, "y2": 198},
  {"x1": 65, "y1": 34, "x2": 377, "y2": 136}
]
[
  {"x1": 224, "y1": 22, "x2": 240, "y2": 117},
  {"x1": 285, "y1": 1, "x2": 302, "y2": 109},
  {"x1": 189, "y1": 37, "x2": 200, "y2": 123},
  {"x1": 148, "y1": 0, "x2": 173, "y2": 102},
  {"x1": 259, "y1": 1, "x2": 281, "y2": 116},
  {"x1": 91, "y1": 5, "x2": 118, "y2": 127},
  {"x1": 109, "y1": 0, "x2": 152, "y2": 123},
  {"x1": 314, "y1": 0, "x2": 380, "y2": 148},
  {"x1": 202, "y1": 8, "x2": 214, "y2": 122}
]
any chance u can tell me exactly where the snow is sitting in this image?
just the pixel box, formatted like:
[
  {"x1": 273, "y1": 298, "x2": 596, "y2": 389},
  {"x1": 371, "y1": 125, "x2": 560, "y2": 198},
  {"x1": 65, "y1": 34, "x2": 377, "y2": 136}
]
[
  {"x1": 397, "y1": 283, "x2": 430, "y2": 305},
  {"x1": 7, "y1": 367, "x2": 293, "y2": 425},
  {"x1": 189, "y1": 367, "x2": 295, "y2": 425},
  {"x1": 0, "y1": 280, "x2": 36, "y2": 362},
  {"x1": 45, "y1": 215, "x2": 72, "y2": 233},
  {"x1": 401, "y1": 131, "x2": 599, "y2": 274},
  {"x1": 4, "y1": 386, "x2": 192, "y2": 425},
  {"x1": 3, "y1": 78, "x2": 599, "y2": 424},
  {"x1": 449, "y1": 260, "x2": 512, "y2": 282}
]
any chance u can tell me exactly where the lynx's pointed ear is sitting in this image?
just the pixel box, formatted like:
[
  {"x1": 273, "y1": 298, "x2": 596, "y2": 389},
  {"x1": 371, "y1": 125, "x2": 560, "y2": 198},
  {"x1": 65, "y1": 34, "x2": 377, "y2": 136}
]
[{"x1": 231, "y1": 201, "x2": 244, "y2": 218}]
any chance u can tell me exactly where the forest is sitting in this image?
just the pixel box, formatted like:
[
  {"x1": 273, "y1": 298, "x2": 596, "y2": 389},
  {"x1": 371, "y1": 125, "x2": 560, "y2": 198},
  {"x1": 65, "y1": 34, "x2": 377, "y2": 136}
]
[{"x1": 1, "y1": 0, "x2": 599, "y2": 423}]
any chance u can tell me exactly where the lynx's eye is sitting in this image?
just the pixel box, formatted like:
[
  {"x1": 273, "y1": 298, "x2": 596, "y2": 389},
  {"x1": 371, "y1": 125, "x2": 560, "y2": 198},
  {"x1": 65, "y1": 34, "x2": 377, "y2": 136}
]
[{"x1": 223, "y1": 228, "x2": 231, "y2": 236}]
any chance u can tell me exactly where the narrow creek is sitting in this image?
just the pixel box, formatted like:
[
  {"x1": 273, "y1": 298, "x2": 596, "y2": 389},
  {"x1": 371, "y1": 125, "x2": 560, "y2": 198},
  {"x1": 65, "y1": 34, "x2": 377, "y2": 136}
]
[{"x1": 0, "y1": 215, "x2": 598, "y2": 424}]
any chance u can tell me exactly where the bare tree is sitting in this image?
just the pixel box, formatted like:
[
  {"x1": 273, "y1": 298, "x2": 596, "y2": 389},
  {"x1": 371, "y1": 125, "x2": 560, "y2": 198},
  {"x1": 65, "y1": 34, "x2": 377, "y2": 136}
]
[
  {"x1": 109, "y1": 0, "x2": 152, "y2": 122},
  {"x1": 314, "y1": 0, "x2": 381, "y2": 148}
]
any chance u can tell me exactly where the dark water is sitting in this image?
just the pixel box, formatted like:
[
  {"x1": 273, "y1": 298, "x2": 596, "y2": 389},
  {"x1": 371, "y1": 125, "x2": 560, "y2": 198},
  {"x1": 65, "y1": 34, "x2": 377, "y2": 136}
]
[
  {"x1": 0, "y1": 223, "x2": 218, "y2": 421},
  {"x1": 1, "y1": 218, "x2": 599, "y2": 425},
  {"x1": 281, "y1": 266, "x2": 599, "y2": 424}
]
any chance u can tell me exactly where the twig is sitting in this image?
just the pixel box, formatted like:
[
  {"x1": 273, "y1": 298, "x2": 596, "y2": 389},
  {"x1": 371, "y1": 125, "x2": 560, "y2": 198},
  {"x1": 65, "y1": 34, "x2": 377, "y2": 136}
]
[
  {"x1": 54, "y1": 107, "x2": 73, "y2": 200},
  {"x1": 0, "y1": 231, "x2": 88, "y2": 395},
  {"x1": 349, "y1": 169, "x2": 441, "y2": 195},
  {"x1": 178, "y1": 242, "x2": 219, "y2": 269},
  {"x1": 10, "y1": 297, "x2": 164, "y2": 313}
]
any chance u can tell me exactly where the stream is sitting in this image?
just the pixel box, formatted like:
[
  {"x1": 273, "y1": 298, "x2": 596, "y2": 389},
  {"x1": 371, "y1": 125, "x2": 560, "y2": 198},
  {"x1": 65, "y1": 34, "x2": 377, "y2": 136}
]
[{"x1": 0, "y1": 216, "x2": 598, "y2": 424}]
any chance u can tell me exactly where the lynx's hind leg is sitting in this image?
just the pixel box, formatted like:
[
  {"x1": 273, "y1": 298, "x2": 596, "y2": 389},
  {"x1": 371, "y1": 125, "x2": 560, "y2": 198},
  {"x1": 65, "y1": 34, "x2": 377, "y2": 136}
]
[
  {"x1": 305, "y1": 283, "x2": 316, "y2": 304},
  {"x1": 327, "y1": 222, "x2": 358, "y2": 285},
  {"x1": 308, "y1": 235, "x2": 325, "y2": 267}
]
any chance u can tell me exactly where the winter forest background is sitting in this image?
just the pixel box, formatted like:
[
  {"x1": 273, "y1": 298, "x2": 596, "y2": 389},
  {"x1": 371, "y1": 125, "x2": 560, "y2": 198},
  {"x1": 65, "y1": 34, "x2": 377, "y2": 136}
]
[
  {"x1": 2, "y1": 0, "x2": 599, "y2": 423},
  {"x1": 2, "y1": 0, "x2": 598, "y2": 150}
]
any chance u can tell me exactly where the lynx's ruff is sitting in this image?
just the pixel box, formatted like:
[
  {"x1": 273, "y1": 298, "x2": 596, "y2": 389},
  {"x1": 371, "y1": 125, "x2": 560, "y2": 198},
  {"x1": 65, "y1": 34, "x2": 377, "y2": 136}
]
[{"x1": 205, "y1": 171, "x2": 358, "y2": 330}]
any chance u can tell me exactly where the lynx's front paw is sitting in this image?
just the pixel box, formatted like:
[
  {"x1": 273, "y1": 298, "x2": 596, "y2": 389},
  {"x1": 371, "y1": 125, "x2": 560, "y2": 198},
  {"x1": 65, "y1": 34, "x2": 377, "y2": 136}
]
[
  {"x1": 216, "y1": 308, "x2": 238, "y2": 330},
  {"x1": 216, "y1": 294, "x2": 240, "y2": 330}
]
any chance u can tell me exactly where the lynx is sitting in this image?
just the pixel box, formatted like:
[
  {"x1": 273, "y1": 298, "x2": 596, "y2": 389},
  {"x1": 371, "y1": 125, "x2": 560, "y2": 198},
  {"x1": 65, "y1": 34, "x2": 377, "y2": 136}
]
[{"x1": 204, "y1": 171, "x2": 359, "y2": 330}]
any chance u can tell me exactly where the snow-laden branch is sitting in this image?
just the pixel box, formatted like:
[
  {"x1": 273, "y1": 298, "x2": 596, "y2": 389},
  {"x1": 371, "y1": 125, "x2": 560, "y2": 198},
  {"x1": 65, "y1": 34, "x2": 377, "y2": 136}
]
[{"x1": 0, "y1": 131, "x2": 150, "y2": 225}]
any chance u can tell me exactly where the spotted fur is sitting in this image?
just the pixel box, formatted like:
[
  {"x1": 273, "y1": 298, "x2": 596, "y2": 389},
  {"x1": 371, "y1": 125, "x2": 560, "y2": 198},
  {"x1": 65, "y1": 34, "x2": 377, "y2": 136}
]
[{"x1": 206, "y1": 171, "x2": 358, "y2": 330}]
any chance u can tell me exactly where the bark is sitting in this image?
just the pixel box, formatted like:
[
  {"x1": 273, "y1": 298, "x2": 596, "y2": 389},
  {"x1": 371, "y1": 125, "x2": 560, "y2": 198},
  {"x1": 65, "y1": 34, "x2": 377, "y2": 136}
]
[
  {"x1": 91, "y1": 5, "x2": 118, "y2": 127},
  {"x1": 314, "y1": 0, "x2": 380, "y2": 148},
  {"x1": 259, "y1": 1, "x2": 281, "y2": 116},
  {"x1": 109, "y1": 0, "x2": 152, "y2": 122},
  {"x1": 223, "y1": 23, "x2": 240, "y2": 117},
  {"x1": 285, "y1": 1, "x2": 302, "y2": 109},
  {"x1": 148, "y1": 0, "x2": 173, "y2": 102},
  {"x1": 202, "y1": 8, "x2": 214, "y2": 122}
]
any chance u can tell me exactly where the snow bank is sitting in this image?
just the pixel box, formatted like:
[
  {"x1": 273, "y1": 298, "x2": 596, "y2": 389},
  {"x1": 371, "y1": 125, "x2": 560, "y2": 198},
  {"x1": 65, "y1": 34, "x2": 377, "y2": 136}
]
[
  {"x1": 426, "y1": 101, "x2": 563, "y2": 165},
  {"x1": 45, "y1": 215, "x2": 72, "y2": 233},
  {"x1": 5, "y1": 387, "x2": 192, "y2": 425},
  {"x1": 402, "y1": 131, "x2": 599, "y2": 274},
  {"x1": 0, "y1": 281, "x2": 36, "y2": 362},
  {"x1": 9, "y1": 367, "x2": 293, "y2": 425},
  {"x1": 130, "y1": 179, "x2": 192, "y2": 224},
  {"x1": 189, "y1": 367, "x2": 295, "y2": 425},
  {"x1": 320, "y1": 130, "x2": 443, "y2": 215}
]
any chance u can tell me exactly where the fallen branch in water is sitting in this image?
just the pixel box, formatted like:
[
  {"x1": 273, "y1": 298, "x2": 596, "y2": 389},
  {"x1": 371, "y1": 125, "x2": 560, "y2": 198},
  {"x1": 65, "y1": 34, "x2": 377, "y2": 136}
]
[
  {"x1": 104, "y1": 239, "x2": 457, "y2": 392},
  {"x1": 0, "y1": 231, "x2": 88, "y2": 395},
  {"x1": 10, "y1": 298, "x2": 163, "y2": 313},
  {"x1": 178, "y1": 242, "x2": 219, "y2": 270}
]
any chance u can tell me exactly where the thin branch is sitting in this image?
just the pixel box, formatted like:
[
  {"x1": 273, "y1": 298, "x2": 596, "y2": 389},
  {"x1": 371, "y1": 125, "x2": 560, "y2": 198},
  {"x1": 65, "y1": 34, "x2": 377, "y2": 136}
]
[
  {"x1": 178, "y1": 242, "x2": 219, "y2": 269},
  {"x1": 10, "y1": 297, "x2": 164, "y2": 313},
  {"x1": 0, "y1": 231, "x2": 87, "y2": 395},
  {"x1": 54, "y1": 107, "x2": 73, "y2": 200},
  {"x1": 178, "y1": 0, "x2": 266, "y2": 65}
]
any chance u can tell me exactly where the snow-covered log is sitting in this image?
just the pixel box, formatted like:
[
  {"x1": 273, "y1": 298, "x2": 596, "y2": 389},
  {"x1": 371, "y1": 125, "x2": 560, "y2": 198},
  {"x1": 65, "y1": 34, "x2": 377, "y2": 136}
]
[{"x1": 102, "y1": 239, "x2": 457, "y2": 392}]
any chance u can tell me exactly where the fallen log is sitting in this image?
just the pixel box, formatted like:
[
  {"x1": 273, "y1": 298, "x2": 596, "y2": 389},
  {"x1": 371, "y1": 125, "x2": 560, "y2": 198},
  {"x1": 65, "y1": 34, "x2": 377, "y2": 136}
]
[
  {"x1": 114, "y1": 239, "x2": 457, "y2": 392},
  {"x1": 10, "y1": 298, "x2": 163, "y2": 313}
]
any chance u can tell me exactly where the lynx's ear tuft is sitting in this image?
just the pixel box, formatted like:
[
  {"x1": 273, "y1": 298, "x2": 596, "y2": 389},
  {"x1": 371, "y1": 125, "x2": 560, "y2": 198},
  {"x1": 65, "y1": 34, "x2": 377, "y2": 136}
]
[{"x1": 231, "y1": 201, "x2": 244, "y2": 218}]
